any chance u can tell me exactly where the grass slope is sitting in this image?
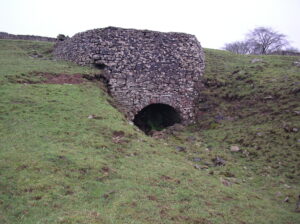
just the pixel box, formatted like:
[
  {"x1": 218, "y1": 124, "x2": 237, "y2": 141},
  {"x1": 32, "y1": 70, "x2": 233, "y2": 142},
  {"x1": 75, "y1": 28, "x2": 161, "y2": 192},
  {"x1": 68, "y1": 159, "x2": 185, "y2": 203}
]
[
  {"x1": 199, "y1": 49, "x2": 300, "y2": 179},
  {"x1": 0, "y1": 39, "x2": 299, "y2": 224}
]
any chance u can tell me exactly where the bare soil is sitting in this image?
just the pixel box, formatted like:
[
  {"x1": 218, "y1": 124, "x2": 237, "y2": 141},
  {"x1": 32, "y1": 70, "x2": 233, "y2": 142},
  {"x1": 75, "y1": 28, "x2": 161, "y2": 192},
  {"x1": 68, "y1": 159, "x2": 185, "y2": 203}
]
[{"x1": 41, "y1": 73, "x2": 87, "y2": 84}]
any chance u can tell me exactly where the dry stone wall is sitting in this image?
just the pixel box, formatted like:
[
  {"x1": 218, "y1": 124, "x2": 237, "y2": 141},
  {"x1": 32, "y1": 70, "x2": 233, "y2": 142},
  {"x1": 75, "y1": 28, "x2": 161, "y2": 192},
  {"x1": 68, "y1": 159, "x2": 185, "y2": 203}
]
[
  {"x1": 54, "y1": 27, "x2": 205, "y2": 123},
  {"x1": 0, "y1": 32, "x2": 56, "y2": 42}
]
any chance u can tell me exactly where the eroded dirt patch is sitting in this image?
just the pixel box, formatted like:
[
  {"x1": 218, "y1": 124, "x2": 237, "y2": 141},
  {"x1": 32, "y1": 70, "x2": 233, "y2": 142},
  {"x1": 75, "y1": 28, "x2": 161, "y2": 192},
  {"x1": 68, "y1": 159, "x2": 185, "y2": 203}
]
[
  {"x1": 6, "y1": 72, "x2": 89, "y2": 84},
  {"x1": 42, "y1": 73, "x2": 87, "y2": 84}
]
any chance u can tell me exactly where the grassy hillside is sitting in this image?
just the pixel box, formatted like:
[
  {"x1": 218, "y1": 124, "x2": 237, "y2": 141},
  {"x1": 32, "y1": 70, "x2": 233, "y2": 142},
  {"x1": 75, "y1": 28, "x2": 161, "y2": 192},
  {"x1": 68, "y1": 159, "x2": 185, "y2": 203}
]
[
  {"x1": 0, "y1": 39, "x2": 299, "y2": 224},
  {"x1": 199, "y1": 49, "x2": 300, "y2": 180}
]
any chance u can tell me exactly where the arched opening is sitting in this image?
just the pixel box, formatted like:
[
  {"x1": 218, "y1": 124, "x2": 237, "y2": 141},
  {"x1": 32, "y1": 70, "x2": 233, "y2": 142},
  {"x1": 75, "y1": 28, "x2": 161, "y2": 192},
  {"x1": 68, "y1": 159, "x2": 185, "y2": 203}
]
[
  {"x1": 133, "y1": 103, "x2": 181, "y2": 134},
  {"x1": 93, "y1": 63, "x2": 106, "y2": 70}
]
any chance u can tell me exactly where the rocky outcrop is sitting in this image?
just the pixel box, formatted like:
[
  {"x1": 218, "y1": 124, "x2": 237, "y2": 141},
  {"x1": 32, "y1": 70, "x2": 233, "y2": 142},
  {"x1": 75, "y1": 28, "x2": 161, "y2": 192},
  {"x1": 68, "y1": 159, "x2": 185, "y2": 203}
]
[{"x1": 54, "y1": 27, "x2": 205, "y2": 123}]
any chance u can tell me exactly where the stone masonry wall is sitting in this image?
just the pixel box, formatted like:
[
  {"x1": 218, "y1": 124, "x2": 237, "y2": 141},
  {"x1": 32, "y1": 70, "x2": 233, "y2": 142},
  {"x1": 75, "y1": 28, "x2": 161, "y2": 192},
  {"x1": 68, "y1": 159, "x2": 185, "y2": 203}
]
[
  {"x1": 53, "y1": 27, "x2": 205, "y2": 123},
  {"x1": 0, "y1": 32, "x2": 56, "y2": 42}
]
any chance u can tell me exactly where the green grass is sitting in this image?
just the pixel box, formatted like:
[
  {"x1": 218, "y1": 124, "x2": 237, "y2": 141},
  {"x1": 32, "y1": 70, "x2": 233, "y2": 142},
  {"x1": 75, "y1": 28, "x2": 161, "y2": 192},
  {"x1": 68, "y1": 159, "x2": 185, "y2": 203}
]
[
  {"x1": 0, "y1": 40, "x2": 98, "y2": 82},
  {"x1": 0, "y1": 39, "x2": 299, "y2": 223},
  {"x1": 198, "y1": 49, "x2": 300, "y2": 180}
]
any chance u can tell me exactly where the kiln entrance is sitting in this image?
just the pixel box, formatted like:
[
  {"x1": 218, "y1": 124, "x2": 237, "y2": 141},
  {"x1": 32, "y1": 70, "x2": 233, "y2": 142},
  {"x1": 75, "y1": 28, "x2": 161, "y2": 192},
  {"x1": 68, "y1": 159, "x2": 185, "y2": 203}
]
[{"x1": 133, "y1": 103, "x2": 181, "y2": 134}]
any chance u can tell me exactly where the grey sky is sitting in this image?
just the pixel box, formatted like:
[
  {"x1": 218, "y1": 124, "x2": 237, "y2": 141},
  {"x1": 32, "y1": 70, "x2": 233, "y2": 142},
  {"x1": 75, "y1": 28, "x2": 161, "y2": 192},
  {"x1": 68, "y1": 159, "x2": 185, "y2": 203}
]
[{"x1": 1, "y1": 0, "x2": 299, "y2": 49}]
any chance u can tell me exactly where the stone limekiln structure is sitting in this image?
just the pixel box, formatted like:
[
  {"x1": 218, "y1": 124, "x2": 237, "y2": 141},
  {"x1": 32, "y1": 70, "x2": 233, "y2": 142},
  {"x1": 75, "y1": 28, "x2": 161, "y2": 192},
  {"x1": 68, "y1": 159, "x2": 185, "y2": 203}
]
[{"x1": 54, "y1": 27, "x2": 205, "y2": 128}]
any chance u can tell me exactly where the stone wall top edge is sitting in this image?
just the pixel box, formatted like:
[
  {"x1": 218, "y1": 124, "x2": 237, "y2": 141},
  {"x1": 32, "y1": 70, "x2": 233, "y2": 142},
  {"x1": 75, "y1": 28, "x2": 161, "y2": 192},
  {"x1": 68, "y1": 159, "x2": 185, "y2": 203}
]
[{"x1": 71, "y1": 26, "x2": 201, "y2": 42}]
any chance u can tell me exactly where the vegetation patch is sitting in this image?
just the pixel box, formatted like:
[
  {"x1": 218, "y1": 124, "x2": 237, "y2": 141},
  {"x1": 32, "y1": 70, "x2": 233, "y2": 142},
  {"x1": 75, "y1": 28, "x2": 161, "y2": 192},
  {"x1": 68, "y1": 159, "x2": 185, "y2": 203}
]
[
  {"x1": 0, "y1": 39, "x2": 299, "y2": 224},
  {"x1": 196, "y1": 48, "x2": 300, "y2": 180},
  {"x1": 5, "y1": 72, "x2": 88, "y2": 84}
]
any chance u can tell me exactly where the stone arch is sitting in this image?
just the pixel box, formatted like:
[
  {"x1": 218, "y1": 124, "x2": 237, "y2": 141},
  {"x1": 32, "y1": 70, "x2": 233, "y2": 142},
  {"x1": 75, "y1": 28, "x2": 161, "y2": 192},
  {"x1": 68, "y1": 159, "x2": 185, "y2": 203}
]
[{"x1": 133, "y1": 103, "x2": 181, "y2": 134}]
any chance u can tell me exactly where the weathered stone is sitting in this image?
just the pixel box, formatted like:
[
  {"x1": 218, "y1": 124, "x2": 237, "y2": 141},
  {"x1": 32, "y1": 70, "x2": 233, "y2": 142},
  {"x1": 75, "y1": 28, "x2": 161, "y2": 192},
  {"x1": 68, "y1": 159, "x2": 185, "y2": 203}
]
[
  {"x1": 194, "y1": 164, "x2": 208, "y2": 170},
  {"x1": 169, "y1": 123, "x2": 185, "y2": 132},
  {"x1": 186, "y1": 135, "x2": 197, "y2": 142},
  {"x1": 192, "y1": 157, "x2": 202, "y2": 162},
  {"x1": 212, "y1": 156, "x2": 226, "y2": 166},
  {"x1": 175, "y1": 146, "x2": 186, "y2": 152},
  {"x1": 293, "y1": 61, "x2": 300, "y2": 67},
  {"x1": 251, "y1": 58, "x2": 263, "y2": 63},
  {"x1": 230, "y1": 145, "x2": 241, "y2": 152},
  {"x1": 256, "y1": 132, "x2": 264, "y2": 136},
  {"x1": 54, "y1": 27, "x2": 205, "y2": 124},
  {"x1": 220, "y1": 177, "x2": 232, "y2": 186},
  {"x1": 283, "y1": 197, "x2": 289, "y2": 203}
]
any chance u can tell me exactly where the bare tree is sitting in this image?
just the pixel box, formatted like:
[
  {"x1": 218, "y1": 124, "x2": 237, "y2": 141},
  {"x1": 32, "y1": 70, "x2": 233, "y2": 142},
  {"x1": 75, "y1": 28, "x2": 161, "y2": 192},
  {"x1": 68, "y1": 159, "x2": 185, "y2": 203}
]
[
  {"x1": 224, "y1": 27, "x2": 291, "y2": 55},
  {"x1": 271, "y1": 47, "x2": 300, "y2": 56},
  {"x1": 246, "y1": 27, "x2": 289, "y2": 54},
  {"x1": 224, "y1": 41, "x2": 251, "y2": 54}
]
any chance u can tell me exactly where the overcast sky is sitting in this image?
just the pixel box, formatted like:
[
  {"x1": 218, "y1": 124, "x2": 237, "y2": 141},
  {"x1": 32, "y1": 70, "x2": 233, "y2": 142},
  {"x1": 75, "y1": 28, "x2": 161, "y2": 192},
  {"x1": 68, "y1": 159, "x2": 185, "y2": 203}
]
[{"x1": 1, "y1": 0, "x2": 299, "y2": 49}]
